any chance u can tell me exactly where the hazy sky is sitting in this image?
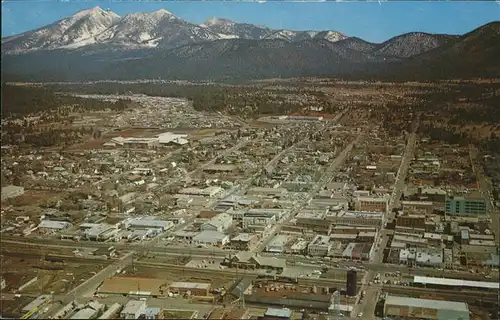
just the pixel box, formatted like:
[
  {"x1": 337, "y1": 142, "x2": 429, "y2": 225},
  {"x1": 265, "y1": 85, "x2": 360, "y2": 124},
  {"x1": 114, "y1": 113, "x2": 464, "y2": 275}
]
[{"x1": 2, "y1": 1, "x2": 499, "y2": 43}]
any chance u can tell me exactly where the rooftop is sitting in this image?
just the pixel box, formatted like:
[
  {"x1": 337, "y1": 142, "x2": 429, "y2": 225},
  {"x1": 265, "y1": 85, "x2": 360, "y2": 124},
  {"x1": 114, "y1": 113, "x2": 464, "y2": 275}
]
[{"x1": 385, "y1": 295, "x2": 469, "y2": 312}]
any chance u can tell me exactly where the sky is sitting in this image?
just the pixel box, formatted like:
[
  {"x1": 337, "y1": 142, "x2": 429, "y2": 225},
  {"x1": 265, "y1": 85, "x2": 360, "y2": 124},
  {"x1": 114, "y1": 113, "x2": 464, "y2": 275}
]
[{"x1": 1, "y1": 1, "x2": 499, "y2": 43}]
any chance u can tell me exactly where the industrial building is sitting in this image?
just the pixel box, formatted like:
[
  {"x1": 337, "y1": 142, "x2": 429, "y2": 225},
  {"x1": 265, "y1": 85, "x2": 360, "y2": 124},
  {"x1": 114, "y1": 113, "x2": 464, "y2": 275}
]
[
  {"x1": 1, "y1": 185, "x2": 24, "y2": 201},
  {"x1": 168, "y1": 282, "x2": 211, "y2": 296},
  {"x1": 127, "y1": 218, "x2": 174, "y2": 231},
  {"x1": 37, "y1": 220, "x2": 72, "y2": 231},
  {"x1": 192, "y1": 230, "x2": 229, "y2": 246},
  {"x1": 201, "y1": 212, "x2": 233, "y2": 232},
  {"x1": 121, "y1": 300, "x2": 147, "y2": 320},
  {"x1": 265, "y1": 234, "x2": 290, "y2": 253},
  {"x1": 384, "y1": 295, "x2": 470, "y2": 320},
  {"x1": 229, "y1": 233, "x2": 260, "y2": 251},
  {"x1": 307, "y1": 235, "x2": 332, "y2": 257}
]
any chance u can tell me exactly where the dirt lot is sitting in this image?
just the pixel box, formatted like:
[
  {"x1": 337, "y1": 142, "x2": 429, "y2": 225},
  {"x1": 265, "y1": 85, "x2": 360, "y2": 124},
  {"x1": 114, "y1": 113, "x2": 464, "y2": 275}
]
[
  {"x1": 1, "y1": 249, "x2": 108, "y2": 295},
  {"x1": 124, "y1": 265, "x2": 237, "y2": 290},
  {"x1": 0, "y1": 296, "x2": 33, "y2": 318},
  {"x1": 4, "y1": 189, "x2": 64, "y2": 207}
]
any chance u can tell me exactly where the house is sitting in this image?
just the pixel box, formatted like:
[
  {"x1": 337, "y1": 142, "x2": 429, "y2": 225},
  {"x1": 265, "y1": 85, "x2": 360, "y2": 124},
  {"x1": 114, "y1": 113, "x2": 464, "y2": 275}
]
[
  {"x1": 120, "y1": 300, "x2": 147, "y2": 320},
  {"x1": 201, "y1": 213, "x2": 233, "y2": 232}
]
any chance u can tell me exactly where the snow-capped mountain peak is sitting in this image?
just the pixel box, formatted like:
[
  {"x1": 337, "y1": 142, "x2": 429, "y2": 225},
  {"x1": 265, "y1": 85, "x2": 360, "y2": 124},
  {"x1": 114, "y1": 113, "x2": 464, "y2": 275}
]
[
  {"x1": 1, "y1": 7, "x2": 349, "y2": 54},
  {"x1": 204, "y1": 17, "x2": 235, "y2": 27}
]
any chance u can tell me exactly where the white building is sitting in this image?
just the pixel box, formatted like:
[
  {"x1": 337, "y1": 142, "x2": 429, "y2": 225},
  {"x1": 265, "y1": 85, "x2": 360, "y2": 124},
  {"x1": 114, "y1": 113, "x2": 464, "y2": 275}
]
[
  {"x1": 308, "y1": 235, "x2": 332, "y2": 257},
  {"x1": 83, "y1": 224, "x2": 118, "y2": 241},
  {"x1": 121, "y1": 300, "x2": 147, "y2": 320},
  {"x1": 192, "y1": 230, "x2": 229, "y2": 246},
  {"x1": 127, "y1": 218, "x2": 174, "y2": 231},
  {"x1": 38, "y1": 220, "x2": 72, "y2": 230},
  {"x1": 1, "y1": 185, "x2": 24, "y2": 201},
  {"x1": 200, "y1": 213, "x2": 233, "y2": 232},
  {"x1": 266, "y1": 234, "x2": 290, "y2": 253}
]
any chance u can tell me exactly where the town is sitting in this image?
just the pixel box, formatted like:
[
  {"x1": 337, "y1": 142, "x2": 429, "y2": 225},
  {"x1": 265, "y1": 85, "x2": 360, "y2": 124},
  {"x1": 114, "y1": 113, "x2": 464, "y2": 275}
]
[{"x1": 1, "y1": 84, "x2": 499, "y2": 320}]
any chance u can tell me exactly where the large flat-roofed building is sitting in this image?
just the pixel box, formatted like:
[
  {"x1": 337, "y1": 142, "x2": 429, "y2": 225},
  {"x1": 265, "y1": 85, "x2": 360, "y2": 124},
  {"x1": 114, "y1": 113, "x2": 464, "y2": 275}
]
[
  {"x1": 265, "y1": 234, "x2": 290, "y2": 253},
  {"x1": 327, "y1": 211, "x2": 383, "y2": 227},
  {"x1": 384, "y1": 295, "x2": 469, "y2": 320},
  {"x1": 354, "y1": 196, "x2": 389, "y2": 213},
  {"x1": 308, "y1": 235, "x2": 332, "y2": 257},
  {"x1": 445, "y1": 194, "x2": 487, "y2": 216},
  {"x1": 168, "y1": 282, "x2": 211, "y2": 296},
  {"x1": 201, "y1": 212, "x2": 233, "y2": 232},
  {"x1": 397, "y1": 213, "x2": 426, "y2": 230},
  {"x1": 243, "y1": 211, "x2": 276, "y2": 229},
  {"x1": 229, "y1": 233, "x2": 260, "y2": 251},
  {"x1": 402, "y1": 201, "x2": 434, "y2": 214}
]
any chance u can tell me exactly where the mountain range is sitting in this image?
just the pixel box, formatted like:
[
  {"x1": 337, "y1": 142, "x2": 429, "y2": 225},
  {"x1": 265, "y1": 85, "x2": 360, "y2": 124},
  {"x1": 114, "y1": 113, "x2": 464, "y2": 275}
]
[{"x1": 2, "y1": 6, "x2": 500, "y2": 81}]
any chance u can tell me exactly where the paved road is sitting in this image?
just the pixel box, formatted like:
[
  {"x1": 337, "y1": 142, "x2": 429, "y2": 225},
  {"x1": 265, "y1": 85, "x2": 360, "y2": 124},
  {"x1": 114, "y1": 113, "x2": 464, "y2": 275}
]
[
  {"x1": 351, "y1": 130, "x2": 417, "y2": 320},
  {"x1": 254, "y1": 130, "x2": 368, "y2": 254}
]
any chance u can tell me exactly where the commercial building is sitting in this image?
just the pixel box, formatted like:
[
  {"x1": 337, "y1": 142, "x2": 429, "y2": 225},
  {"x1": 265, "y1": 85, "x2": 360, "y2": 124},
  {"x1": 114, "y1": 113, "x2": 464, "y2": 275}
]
[
  {"x1": 262, "y1": 307, "x2": 292, "y2": 320},
  {"x1": 83, "y1": 224, "x2": 118, "y2": 241},
  {"x1": 396, "y1": 214, "x2": 426, "y2": 230},
  {"x1": 265, "y1": 234, "x2": 290, "y2": 253},
  {"x1": 229, "y1": 233, "x2": 260, "y2": 251},
  {"x1": 384, "y1": 295, "x2": 469, "y2": 320},
  {"x1": 243, "y1": 211, "x2": 276, "y2": 229},
  {"x1": 168, "y1": 282, "x2": 211, "y2": 296},
  {"x1": 399, "y1": 247, "x2": 443, "y2": 267},
  {"x1": 445, "y1": 194, "x2": 487, "y2": 216},
  {"x1": 1, "y1": 185, "x2": 24, "y2": 201},
  {"x1": 121, "y1": 300, "x2": 147, "y2": 320},
  {"x1": 327, "y1": 211, "x2": 383, "y2": 227},
  {"x1": 354, "y1": 196, "x2": 389, "y2": 213},
  {"x1": 70, "y1": 308, "x2": 98, "y2": 319},
  {"x1": 402, "y1": 201, "x2": 434, "y2": 214},
  {"x1": 37, "y1": 220, "x2": 72, "y2": 231},
  {"x1": 192, "y1": 230, "x2": 229, "y2": 247},
  {"x1": 201, "y1": 213, "x2": 233, "y2": 232},
  {"x1": 307, "y1": 235, "x2": 332, "y2": 257},
  {"x1": 246, "y1": 187, "x2": 287, "y2": 199},
  {"x1": 127, "y1": 218, "x2": 174, "y2": 231}
]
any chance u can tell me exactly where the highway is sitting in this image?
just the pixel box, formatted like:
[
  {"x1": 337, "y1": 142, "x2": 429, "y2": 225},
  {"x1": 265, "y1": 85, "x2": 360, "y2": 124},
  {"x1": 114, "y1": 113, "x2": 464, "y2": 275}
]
[{"x1": 352, "y1": 129, "x2": 417, "y2": 320}]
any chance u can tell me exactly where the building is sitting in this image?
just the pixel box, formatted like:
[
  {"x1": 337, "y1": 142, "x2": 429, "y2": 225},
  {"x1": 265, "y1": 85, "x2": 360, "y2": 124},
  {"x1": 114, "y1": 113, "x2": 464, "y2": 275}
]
[
  {"x1": 192, "y1": 230, "x2": 229, "y2": 247},
  {"x1": 445, "y1": 194, "x2": 487, "y2": 216},
  {"x1": 70, "y1": 308, "x2": 98, "y2": 319},
  {"x1": 262, "y1": 308, "x2": 292, "y2": 320},
  {"x1": 384, "y1": 295, "x2": 470, "y2": 320},
  {"x1": 123, "y1": 138, "x2": 159, "y2": 149},
  {"x1": 168, "y1": 282, "x2": 211, "y2": 296},
  {"x1": 397, "y1": 214, "x2": 426, "y2": 230},
  {"x1": 308, "y1": 235, "x2": 332, "y2": 257},
  {"x1": 37, "y1": 220, "x2": 72, "y2": 231},
  {"x1": 354, "y1": 196, "x2": 389, "y2": 213},
  {"x1": 201, "y1": 213, "x2": 233, "y2": 232},
  {"x1": 399, "y1": 247, "x2": 443, "y2": 267},
  {"x1": 243, "y1": 211, "x2": 276, "y2": 229},
  {"x1": 229, "y1": 233, "x2": 260, "y2": 251},
  {"x1": 402, "y1": 201, "x2": 434, "y2": 214},
  {"x1": 121, "y1": 300, "x2": 147, "y2": 320},
  {"x1": 265, "y1": 234, "x2": 290, "y2": 253},
  {"x1": 127, "y1": 218, "x2": 174, "y2": 231},
  {"x1": 327, "y1": 211, "x2": 383, "y2": 227},
  {"x1": 98, "y1": 303, "x2": 122, "y2": 319},
  {"x1": 142, "y1": 307, "x2": 162, "y2": 319},
  {"x1": 83, "y1": 224, "x2": 118, "y2": 241},
  {"x1": 223, "y1": 252, "x2": 286, "y2": 272},
  {"x1": 1, "y1": 185, "x2": 24, "y2": 201},
  {"x1": 295, "y1": 210, "x2": 331, "y2": 234},
  {"x1": 246, "y1": 187, "x2": 287, "y2": 199}
]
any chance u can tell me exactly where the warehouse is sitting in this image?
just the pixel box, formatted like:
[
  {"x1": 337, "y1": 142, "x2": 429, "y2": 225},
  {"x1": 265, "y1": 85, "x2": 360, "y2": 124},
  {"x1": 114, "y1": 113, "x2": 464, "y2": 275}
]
[
  {"x1": 384, "y1": 295, "x2": 469, "y2": 320},
  {"x1": 265, "y1": 234, "x2": 290, "y2": 253},
  {"x1": 127, "y1": 218, "x2": 174, "y2": 231},
  {"x1": 168, "y1": 282, "x2": 211, "y2": 296},
  {"x1": 98, "y1": 277, "x2": 167, "y2": 297},
  {"x1": 38, "y1": 220, "x2": 72, "y2": 231},
  {"x1": 201, "y1": 212, "x2": 233, "y2": 232},
  {"x1": 192, "y1": 230, "x2": 229, "y2": 246},
  {"x1": 413, "y1": 275, "x2": 499, "y2": 291}
]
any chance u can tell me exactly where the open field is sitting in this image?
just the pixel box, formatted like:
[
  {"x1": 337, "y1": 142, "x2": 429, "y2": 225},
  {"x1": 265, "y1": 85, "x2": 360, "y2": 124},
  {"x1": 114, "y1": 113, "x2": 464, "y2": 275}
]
[{"x1": 1, "y1": 248, "x2": 109, "y2": 295}]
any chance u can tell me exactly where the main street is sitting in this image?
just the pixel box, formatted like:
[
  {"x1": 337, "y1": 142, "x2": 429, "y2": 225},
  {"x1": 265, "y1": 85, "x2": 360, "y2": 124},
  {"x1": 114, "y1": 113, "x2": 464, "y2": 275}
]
[
  {"x1": 351, "y1": 129, "x2": 417, "y2": 319},
  {"x1": 253, "y1": 129, "x2": 368, "y2": 254}
]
